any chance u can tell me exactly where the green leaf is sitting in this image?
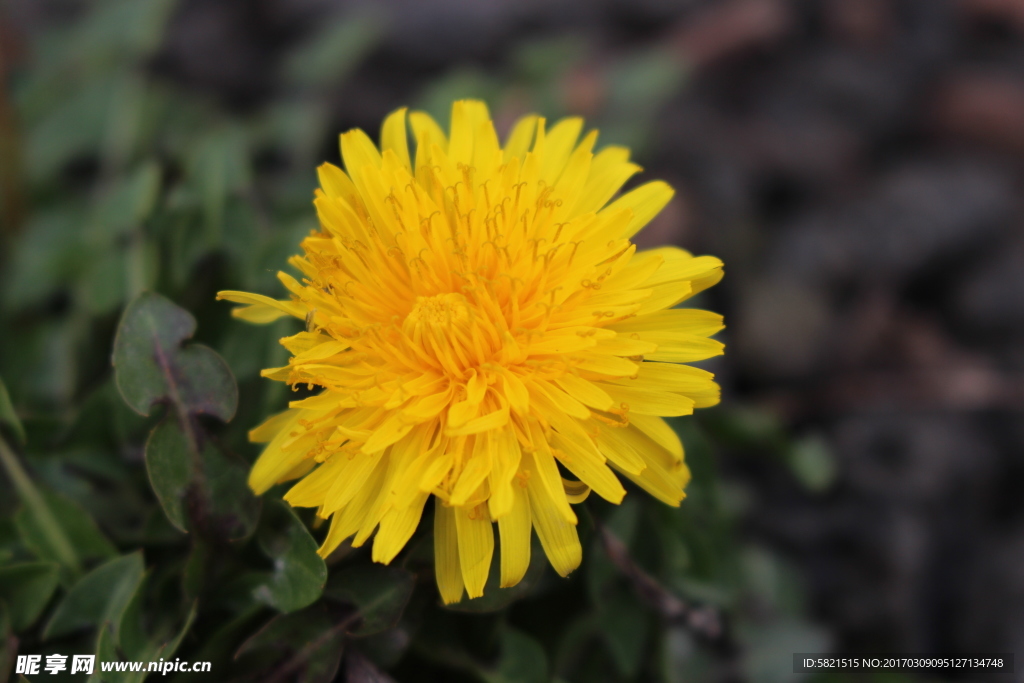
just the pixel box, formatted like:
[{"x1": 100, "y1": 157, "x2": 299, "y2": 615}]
[
  {"x1": 93, "y1": 601, "x2": 198, "y2": 683},
  {"x1": 0, "y1": 601, "x2": 12, "y2": 678},
  {"x1": 323, "y1": 564, "x2": 415, "y2": 637},
  {"x1": 72, "y1": 0, "x2": 180, "y2": 63},
  {"x1": 144, "y1": 417, "x2": 259, "y2": 542},
  {"x1": 14, "y1": 490, "x2": 116, "y2": 582},
  {"x1": 25, "y1": 77, "x2": 116, "y2": 182},
  {"x1": 112, "y1": 291, "x2": 237, "y2": 421},
  {"x1": 143, "y1": 418, "x2": 192, "y2": 533},
  {"x1": 1, "y1": 440, "x2": 81, "y2": 579},
  {"x1": 785, "y1": 434, "x2": 837, "y2": 493},
  {"x1": 252, "y1": 499, "x2": 327, "y2": 613},
  {"x1": 0, "y1": 377, "x2": 25, "y2": 446},
  {"x1": 90, "y1": 162, "x2": 161, "y2": 243},
  {"x1": 198, "y1": 435, "x2": 260, "y2": 542},
  {"x1": 598, "y1": 589, "x2": 650, "y2": 678},
  {"x1": 2, "y1": 206, "x2": 82, "y2": 310},
  {"x1": 172, "y1": 606, "x2": 264, "y2": 683},
  {"x1": 235, "y1": 604, "x2": 347, "y2": 683},
  {"x1": 281, "y1": 13, "x2": 382, "y2": 89},
  {"x1": 87, "y1": 551, "x2": 196, "y2": 683},
  {"x1": 44, "y1": 552, "x2": 144, "y2": 640},
  {"x1": 481, "y1": 627, "x2": 548, "y2": 683},
  {"x1": 0, "y1": 562, "x2": 60, "y2": 631},
  {"x1": 603, "y1": 48, "x2": 686, "y2": 151},
  {"x1": 186, "y1": 128, "x2": 252, "y2": 248},
  {"x1": 113, "y1": 292, "x2": 255, "y2": 541},
  {"x1": 141, "y1": 601, "x2": 198, "y2": 678}
]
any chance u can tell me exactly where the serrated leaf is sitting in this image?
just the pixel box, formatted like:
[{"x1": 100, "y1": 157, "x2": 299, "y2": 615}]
[
  {"x1": 112, "y1": 291, "x2": 237, "y2": 421},
  {"x1": 44, "y1": 552, "x2": 144, "y2": 640},
  {"x1": 0, "y1": 377, "x2": 25, "y2": 446},
  {"x1": 251, "y1": 499, "x2": 326, "y2": 613},
  {"x1": 323, "y1": 565, "x2": 415, "y2": 637},
  {"x1": 0, "y1": 562, "x2": 60, "y2": 631}
]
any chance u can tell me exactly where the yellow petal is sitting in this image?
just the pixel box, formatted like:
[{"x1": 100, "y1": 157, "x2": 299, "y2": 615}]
[
  {"x1": 602, "y1": 180, "x2": 674, "y2": 239},
  {"x1": 380, "y1": 107, "x2": 411, "y2": 171},
  {"x1": 340, "y1": 128, "x2": 383, "y2": 179},
  {"x1": 216, "y1": 290, "x2": 304, "y2": 323},
  {"x1": 523, "y1": 449, "x2": 581, "y2": 577},
  {"x1": 574, "y1": 146, "x2": 640, "y2": 214},
  {"x1": 503, "y1": 115, "x2": 538, "y2": 162},
  {"x1": 317, "y1": 162, "x2": 358, "y2": 201},
  {"x1": 642, "y1": 334, "x2": 725, "y2": 364},
  {"x1": 434, "y1": 499, "x2": 464, "y2": 604},
  {"x1": 410, "y1": 110, "x2": 448, "y2": 161},
  {"x1": 317, "y1": 454, "x2": 388, "y2": 556},
  {"x1": 525, "y1": 423, "x2": 577, "y2": 525},
  {"x1": 497, "y1": 482, "x2": 532, "y2": 587},
  {"x1": 372, "y1": 490, "x2": 428, "y2": 564},
  {"x1": 593, "y1": 424, "x2": 646, "y2": 475},
  {"x1": 487, "y1": 428, "x2": 521, "y2": 520},
  {"x1": 540, "y1": 116, "x2": 583, "y2": 183},
  {"x1": 629, "y1": 413, "x2": 683, "y2": 459},
  {"x1": 448, "y1": 100, "x2": 491, "y2": 166},
  {"x1": 248, "y1": 409, "x2": 296, "y2": 443},
  {"x1": 561, "y1": 478, "x2": 591, "y2": 504},
  {"x1": 322, "y1": 451, "x2": 384, "y2": 514},
  {"x1": 454, "y1": 504, "x2": 494, "y2": 599},
  {"x1": 450, "y1": 436, "x2": 491, "y2": 506},
  {"x1": 284, "y1": 454, "x2": 349, "y2": 507},
  {"x1": 601, "y1": 383, "x2": 696, "y2": 417},
  {"x1": 248, "y1": 413, "x2": 311, "y2": 494},
  {"x1": 550, "y1": 431, "x2": 626, "y2": 504},
  {"x1": 608, "y1": 363, "x2": 721, "y2": 408},
  {"x1": 554, "y1": 374, "x2": 614, "y2": 411}
]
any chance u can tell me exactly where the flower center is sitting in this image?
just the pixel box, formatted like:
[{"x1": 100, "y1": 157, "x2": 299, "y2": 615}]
[
  {"x1": 405, "y1": 293, "x2": 471, "y2": 328},
  {"x1": 401, "y1": 292, "x2": 492, "y2": 376}
]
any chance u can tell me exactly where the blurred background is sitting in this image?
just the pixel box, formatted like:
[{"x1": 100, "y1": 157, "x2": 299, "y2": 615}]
[{"x1": 2, "y1": 0, "x2": 1024, "y2": 681}]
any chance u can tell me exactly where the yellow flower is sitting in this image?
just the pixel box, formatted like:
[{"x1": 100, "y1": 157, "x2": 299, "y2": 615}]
[{"x1": 218, "y1": 100, "x2": 724, "y2": 604}]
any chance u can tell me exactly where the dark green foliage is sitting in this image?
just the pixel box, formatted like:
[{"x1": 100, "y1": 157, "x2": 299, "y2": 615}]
[
  {"x1": 114, "y1": 292, "x2": 259, "y2": 542},
  {"x1": 43, "y1": 552, "x2": 144, "y2": 640},
  {"x1": 252, "y1": 500, "x2": 328, "y2": 613},
  {"x1": 0, "y1": 1, "x2": 834, "y2": 681},
  {"x1": 113, "y1": 292, "x2": 237, "y2": 422},
  {"x1": 323, "y1": 565, "x2": 416, "y2": 638},
  {"x1": 0, "y1": 562, "x2": 60, "y2": 631}
]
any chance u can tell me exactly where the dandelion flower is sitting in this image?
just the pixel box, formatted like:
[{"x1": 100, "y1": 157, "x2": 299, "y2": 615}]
[{"x1": 218, "y1": 100, "x2": 724, "y2": 604}]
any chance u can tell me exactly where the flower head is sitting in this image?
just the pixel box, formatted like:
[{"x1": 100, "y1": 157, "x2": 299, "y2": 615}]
[{"x1": 218, "y1": 100, "x2": 724, "y2": 603}]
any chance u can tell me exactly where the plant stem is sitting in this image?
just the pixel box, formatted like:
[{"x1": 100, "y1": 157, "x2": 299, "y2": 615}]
[{"x1": 0, "y1": 433, "x2": 81, "y2": 576}]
